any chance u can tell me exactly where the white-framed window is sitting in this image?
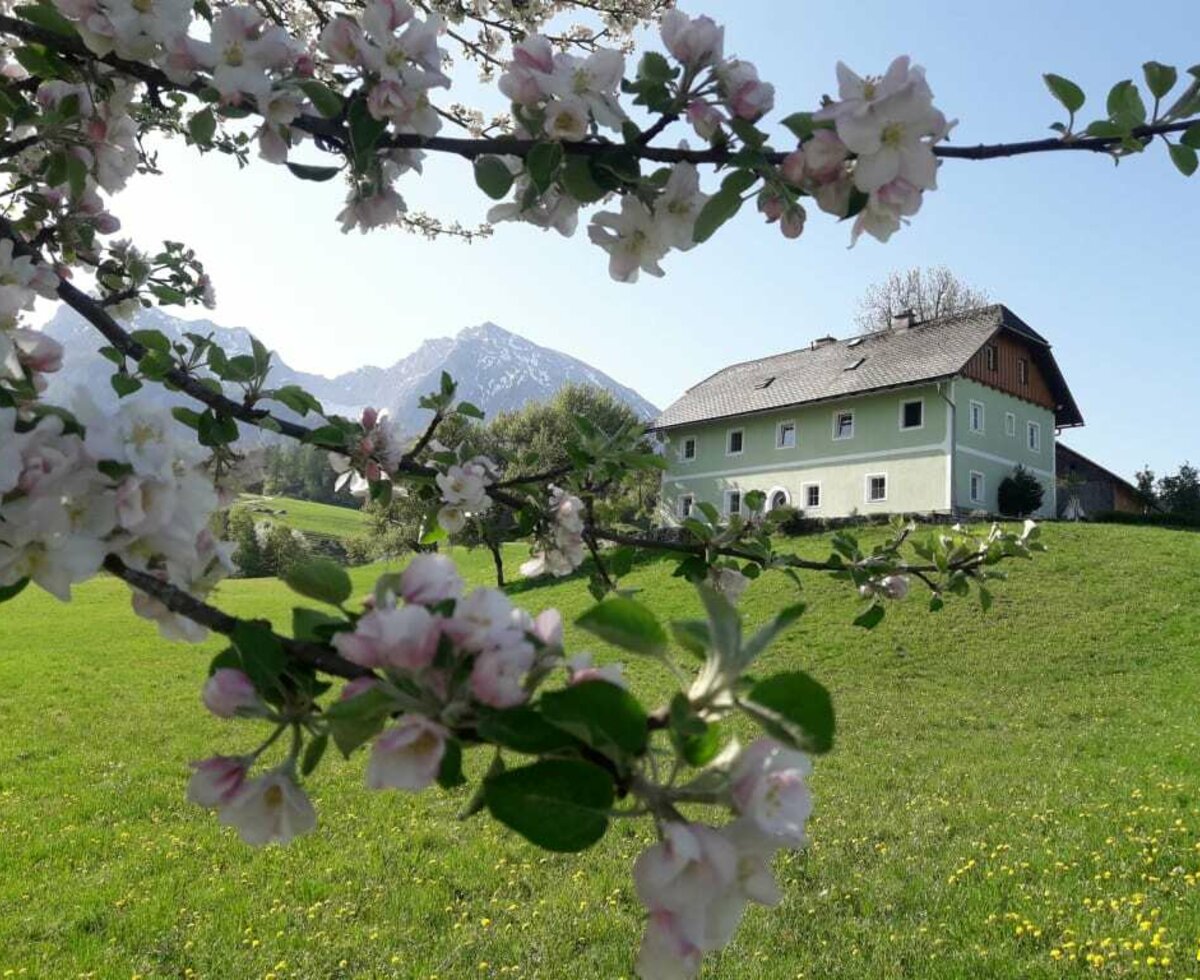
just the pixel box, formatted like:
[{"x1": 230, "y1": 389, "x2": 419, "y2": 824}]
[
  {"x1": 969, "y1": 470, "x2": 986, "y2": 505},
  {"x1": 899, "y1": 398, "x2": 924, "y2": 431},
  {"x1": 985, "y1": 344, "x2": 998, "y2": 371},
  {"x1": 1018, "y1": 358, "x2": 1029, "y2": 385},
  {"x1": 802, "y1": 483, "x2": 822, "y2": 509},
  {"x1": 726, "y1": 428, "x2": 744, "y2": 456},
  {"x1": 678, "y1": 494, "x2": 695, "y2": 519},
  {"x1": 776, "y1": 420, "x2": 796, "y2": 449},
  {"x1": 680, "y1": 436, "x2": 697, "y2": 461},
  {"x1": 1005, "y1": 412, "x2": 1016, "y2": 437},
  {"x1": 768, "y1": 487, "x2": 790, "y2": 511},
  {"x1": 724, "y1": 489, "x2": 742, "y2": 517},
  {"x1": 1027, "y1": 421, "x2": 1041, "y2": 453},
  {"x1": 969, "y1": 400, "x2": 985, "y2": 433},
  {"x1": 865, "y1": 473, "x2": 888, "y2": 503},
  {"x1": 833, "y1": 410, "x2": 855, "y2": 441}
]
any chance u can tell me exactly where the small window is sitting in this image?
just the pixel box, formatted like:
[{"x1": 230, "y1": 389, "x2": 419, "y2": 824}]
[
  {"x1": 681, "y1": 436, "x2": 697, "y2": 461},
  {"x1": 725, "y1": 490, "x2": 742, "y2": 516},
  {"x1": 753, "y1": 376, "x2": 775, "y2": 390},
  {"x1": 843, "y1": 357, "x2": 865, "y2": 372},
  {"x1": 776, "y1": 421, "x2": 796, "y2": 449},
  {"x1": 1018, "y1": 358, "x2": 1029, "y2": 385},
  {"x1": 985, "y1": 345, "x2": 998, "y2": 371},
  {"x1": 1005, "y1": 412, "x2": 1016, "y2": 438},
  {"x1": 866, "y1": 474, "x2": 887, "y2": 503},
  {"x1": 678, "y1": 494, "x2": 694, "y2": 519},
  {"x1": 833, "y1": 410, "x2": 855, "y2": 441},
  {"x1": 769, "y1": 489, "x2": 788, "y2": 511},
  {"x1": 1027, "y1": 421, "x2": 1041, "y2": 453},
  {"x1": 900, "y1": 399, "x2": 924, "y2": 430},
  {"x1": 847, "y1": 337, "x2": 865, "y2": 348},
  {"x1": 969, "y1": 400, "x2": 985, "y2": 433},
  {"x1": 804, "y1": 483, "x2": 821, "y2": 509},
  {"x1": 726, "y1": 429, "x2": 744, "y2": 456},
  {"x1": 969, "y1": 471, "x2": 985, "y2": 504}
]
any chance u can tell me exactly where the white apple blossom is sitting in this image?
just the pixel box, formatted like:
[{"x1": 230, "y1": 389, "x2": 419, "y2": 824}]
[
  {"x1": 333, "y1": 603, "x2": 441, "y2": 672},
  {"x1": 469, "y1": 639, "x2": 536, "y2": 708},
  {"x1": 443, "y1": 586, "x2": 523, "y2": 652},
  {"x1": 654, "y1": 163, "x2": 709, "y2": 251},
  {"x1": 544, "y1": 96, "x2": 590, "y2": 142},
  {"x1": 218, "y1": 769, "x2": 317, "y2": 846},
  {"x1": 850, "y1": 176, "x2": 924, "y2": 245},
  {"x1": 729, "y1": 738, "x2": 813, "y2": 845},
  {"x1": 498, "y1": 35, "x2": 555, "y2": 105},
  {"x1": 202, "y1": 668, "x2": 265, "y2": 719},
  {"x1": 566, "y1": 652, "x2": 626, "y2": 688},
  {"x1": 588, "y1": 196, "x2": 670, "y2": 283},
  {"x1": 685, "y1": 100, "x2": 725, "y2": 142},
  {"x1": 399, "y1": 552, "x2": 463, "y2": 605},
  {"x1": 719, "y1": 60, "x2": 774, "y2": 121},
  {"x1": 187, "y1": 755, "x2": 249, "y2": 808},
  {"x1": 545, "y1": 47, "x2": 626, "y2": 131},
  {"x1": 367, "y1": 715, "x2": 448, "y2": 791}
]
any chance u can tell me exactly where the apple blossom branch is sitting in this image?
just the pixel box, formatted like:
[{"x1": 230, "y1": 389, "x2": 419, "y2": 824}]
[{"x1": 102, "y1": 554, "x2": 374, "y2": 680}]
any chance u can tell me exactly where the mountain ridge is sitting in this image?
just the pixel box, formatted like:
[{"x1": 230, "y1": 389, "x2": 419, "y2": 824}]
[{"x1": 40, "y1": 308, "x2": 658, "y2": 433}]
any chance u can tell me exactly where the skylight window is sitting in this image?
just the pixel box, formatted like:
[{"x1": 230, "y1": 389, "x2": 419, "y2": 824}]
[
  {"x1": 843, "y1": 357, "x2": 865, "y2": 371},
  {"x1": 847, "y1": 337, "x2": 865, "y2": 348},
  {"x1": 753, "y1": 376, "x2": 775, "y2": 389}
]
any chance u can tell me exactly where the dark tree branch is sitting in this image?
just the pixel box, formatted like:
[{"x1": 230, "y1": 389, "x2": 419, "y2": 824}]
[{"x1": 102, "y1": 554, "x2": 373, "y2": 680}]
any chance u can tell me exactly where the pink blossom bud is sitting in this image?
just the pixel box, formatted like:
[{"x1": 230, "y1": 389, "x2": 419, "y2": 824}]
[
  {"x1": 532, "y1": 608, "x2": 563, "y2": 648},
  {"x1": 803, "y1": 130, "x2": 849, "y2": 183},
  {"x1": 757, "y1": 191, "x2": 784, "y2": 223},
  {"x1": 93, "y1": 212, "x2": 121, "y2": 235},
  {"x1": 187, "y1": 755, "x2": 248, "y2": 807},
  {"x1": 686, "y1": 99, "x2": 724, "y2": 142},
  {"x1": 780, "y1": 150, "x2": 806, "y2": 186},
  {"x1": 294, "y1": 52, "x2": 316, "y2": 77},
  {"x1": 366, "y1": 715, "x2": 448, "y2": 791},
  {"x1": 780, "y1": 206, "x2": 806, "y2": 239},
  {"x1": 361, "y1": 406, "x2": 379, "y2": 430},
  {"x1": 880, "y1": 575, "x2": 910, "y2": 600},
  {"x1": 202, "y1": 668, "x2": 264, "y2": 719}
]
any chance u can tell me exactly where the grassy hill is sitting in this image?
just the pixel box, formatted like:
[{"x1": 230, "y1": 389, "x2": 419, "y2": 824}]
[
  {"x1": 234, "y1": 493, "x2": 369, "y2": 540},
  {"x1": 1, "y1": 524, "x2": 1199, "y2": 978}
]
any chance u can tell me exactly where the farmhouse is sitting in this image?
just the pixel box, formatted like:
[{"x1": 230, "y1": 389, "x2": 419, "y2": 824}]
[{"x1": 651, "y1": 305, "x2": 1083, "y2": 521}]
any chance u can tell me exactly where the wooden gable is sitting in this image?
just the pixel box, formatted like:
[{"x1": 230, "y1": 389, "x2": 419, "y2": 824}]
[{"x1": 961, "y1": 330, "x2": 1056, "y2": 411}]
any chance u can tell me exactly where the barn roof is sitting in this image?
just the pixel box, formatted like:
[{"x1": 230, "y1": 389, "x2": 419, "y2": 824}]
[{"x1": 652, "y1": 304, "x2": 1083, "y2": 430}]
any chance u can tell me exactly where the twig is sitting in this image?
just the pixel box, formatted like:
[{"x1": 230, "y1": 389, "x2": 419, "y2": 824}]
[{"x1": 102, "y1": 554, "x2": 373, "y2": 680}]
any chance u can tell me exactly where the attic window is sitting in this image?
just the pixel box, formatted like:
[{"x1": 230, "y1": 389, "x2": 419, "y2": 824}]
[
  {"x1": 843, "y1": 357, "x2": 865, "y2": 371},
  {"x1": 847, "y1": 337, "x2": 865, "y2": 348},
  {"x1": 753, "y1": 376, "x2": 775, "y2": 390},
  {"x1": 1018, "y1": 358, "x2": 1029, "y2": 385},
  {"x1": 985, "y1": 344, "x2": 998, "y2": 371}
]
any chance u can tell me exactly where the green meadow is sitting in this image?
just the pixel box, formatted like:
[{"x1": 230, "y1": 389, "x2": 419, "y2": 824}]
[
  {"x1": 234, "y1": 494, "x2": 370, "y2": 541},
  {"x1": 2, "y1": 522, "x2": 1199, "y2": 979}
]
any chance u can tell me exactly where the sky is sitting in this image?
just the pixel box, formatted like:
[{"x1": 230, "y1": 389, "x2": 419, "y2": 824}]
[{"x1": 78, "y1": 0, "x2": 1200, "y2": 479}]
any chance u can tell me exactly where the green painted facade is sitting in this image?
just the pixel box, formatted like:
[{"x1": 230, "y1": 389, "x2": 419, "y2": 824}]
[{"x1": 659, "y1": 379, "x2": 1058, "y2": 521}]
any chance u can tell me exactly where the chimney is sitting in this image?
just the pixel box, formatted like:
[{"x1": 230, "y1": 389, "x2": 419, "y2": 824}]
[
  {"x1": 812, "y1": 335, "x2": 837, "y2": 349},
  {"x1": 890, "y1": 309, "x2": 917, "y2": 330}
]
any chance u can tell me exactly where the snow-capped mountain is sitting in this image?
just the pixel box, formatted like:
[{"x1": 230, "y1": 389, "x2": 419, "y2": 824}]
[{"x1": 40, "y1": 307, "x2": 658, "y2": 433}]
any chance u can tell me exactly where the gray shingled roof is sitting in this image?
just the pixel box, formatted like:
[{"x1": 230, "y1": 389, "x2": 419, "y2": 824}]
[{"x1": 652, "y1": 304, "x2": 1083, "y2": 429}]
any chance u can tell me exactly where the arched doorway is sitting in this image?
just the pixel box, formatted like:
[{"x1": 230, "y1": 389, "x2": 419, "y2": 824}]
[{"x1": 767, "y1": 487, "x2": 790, "y2": 511}]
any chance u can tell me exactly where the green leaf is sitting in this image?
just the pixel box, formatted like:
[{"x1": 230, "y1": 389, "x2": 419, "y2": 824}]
[
  {"x1": 286, "y1": 162, "x2": 342, "y2": 182},
  {"x1": 692, "y1": 189, "x2": 742, "y2": 244},
  {"x1": 196, "y1": 411, "x2": 237, "y2": 447},
  {"x1": 230, "y1": 621, "x2": 287, "y2": 693},
  {"x1": 1168, "y1": 142, "x2": 1198, "y2": 176},
  {"x1": 300, "y1": 732, "x2": 328, "y2": 776},
  {"x1": 484, "y1": 759, "x2": 614, "y2": 853},
  {"x1": 325, "y1": 686, "x2": 394, "y2": 758},
  {"x1": 743, "y1": 671, "x2": 835, "y2": 754},
  {"x1": 696, "y1": 585, "x2": 741, "y2": 663},
  {"x1": 437, "y1": 738, "x2": 466, "y2": 789},
  {"x1": 348, "y1": 99, "x2": 387, "y2": 170},
  {"x1": 779, "y1": 111, "x2": 817, "y2": 140},
  {"x1": 720, "y1": 169, "x2": 759, "y2": 195},
  {"x1": 637, "y1": 50, "x2": 675, "y2": 84},
  {"x1": 1085, "y1": 119, "x2": 1125, "y2": 138},
  {"x1": 1043, "y1": 73, "x2": 1086, "y2": 114},
  {"x1": 110, "y1": 374, "x2": 142, "y2": 398},
  {"x1": 130, "y1": 329, "x2": 170, "y2": 353},
  {"x1": 1107, "y1": 79, "x2": 1147, "y2": 127},
  {"x1": 188, "y1": 108, "x2": 216, "y2": 145},
  {"x1": 560, "y1": 154, "x2": 607, "y2": 203},
  {"x1": 576, "y1": 597, "x2": 668, "y2": 657},
  {"x1": 292, "y1": 607, "x2": 344, "y2": 642},
  {"x1": 474, "y1": 155, "x2": 514, "y2": 200},
  {"x1": 171, "y1": 407, "x2": 201, "y2": 430},
  {"x1": 283, "y1": 558, "x2": 352, "y2": 606},
  {"x1": 456, "y1": 401, "x2": 485, "y2": 420},
  {"x1": 298, "y1": 79, "x2": 344, "y2": 119},
  {"x1": 1143, "y1": 61, "x2": 1178, "y2": 100},
  {"x1": 853, "y1": 603, "x2": 886, "y2": 630},
  {"x1": 540, "y1": 681, "x2": 649, "y2": 760},
  {"x1": 526, "y1": 141, "x2": 564, "y2": 193},
  {"x1": 14, "y1": 3, "x2": 78, "y2": 38},
  {"x1": 670, "y1": 620, "x2": 710, "y2": 660},
  {"x1": 0, "y1": 577, "x2": 30, "y2": 604},
  {"x1": 1182, "y1": 123, "x2": 1200, "y2": 149},
  {"x1": 476, "y1": 706, "x2": 579, "y2": 754}
]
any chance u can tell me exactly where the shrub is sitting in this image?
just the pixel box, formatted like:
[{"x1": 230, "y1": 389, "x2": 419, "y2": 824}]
[{"x1": 999, "y1": 466, "x2": 1044, "y2": 517}]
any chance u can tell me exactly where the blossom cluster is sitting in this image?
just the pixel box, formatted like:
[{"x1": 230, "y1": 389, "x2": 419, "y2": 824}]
[
  {"x1": 435, "y1": 456, "x2": 496, "y2": 533},
  {"x1": 0, "y1": 240, "x2": 61, "y2": 392},
  {"x1": 0, "y1": 394, "x2": 232, "y2": 638},
  {"x1": 519, "y1": 485, "x2": 587, "y2": 578},
  {"x1": 328, "y1": 406, "x2": 408, "y2": 498},
  {"x1": 634, "y1": 740, "x2": 812, "y2": 979}
]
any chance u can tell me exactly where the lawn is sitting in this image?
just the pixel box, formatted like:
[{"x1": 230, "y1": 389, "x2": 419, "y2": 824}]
[
  {"x1": 1, "y1": 523, "x2": 1199, "y2": 978},
  {"x1": 235, "y1": 494, "x2": 369, "y2": 541}
]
